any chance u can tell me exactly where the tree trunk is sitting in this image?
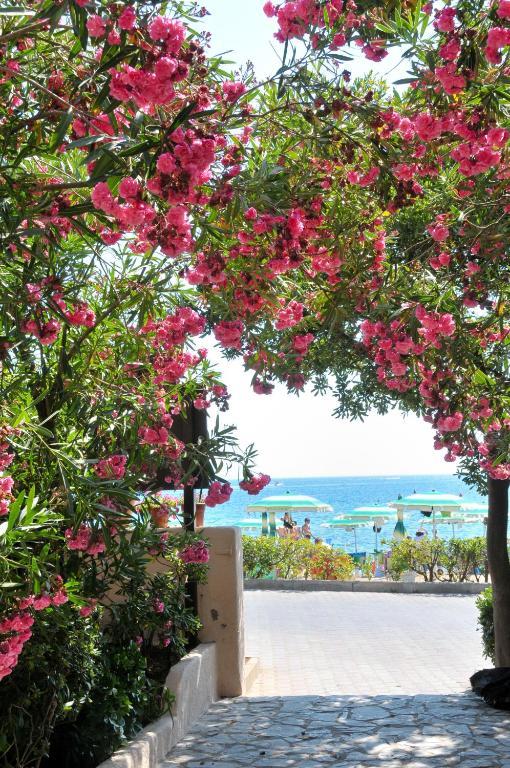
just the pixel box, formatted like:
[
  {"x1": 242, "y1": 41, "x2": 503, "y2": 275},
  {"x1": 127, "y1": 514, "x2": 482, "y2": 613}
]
[{"x1": 486, "y1": 477, "x2": 510, "y2": 667}]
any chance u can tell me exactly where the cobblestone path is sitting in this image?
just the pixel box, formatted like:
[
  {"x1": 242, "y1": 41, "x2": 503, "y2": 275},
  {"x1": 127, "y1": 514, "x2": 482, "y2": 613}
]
[
  {"x1": 162, "y1": 693, "x2": 510, "y2": 768},
  {"x1": 160, "y1": 592, "x2": 510, "y2": 767}
]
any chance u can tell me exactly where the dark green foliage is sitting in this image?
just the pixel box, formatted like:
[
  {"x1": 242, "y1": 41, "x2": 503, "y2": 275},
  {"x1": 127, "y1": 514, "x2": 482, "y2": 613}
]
[{"x1": 476, "y1": 587, "x2": 495, "y2": 665}]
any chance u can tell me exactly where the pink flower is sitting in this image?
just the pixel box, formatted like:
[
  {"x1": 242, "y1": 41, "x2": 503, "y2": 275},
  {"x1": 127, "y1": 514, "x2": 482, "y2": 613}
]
[
  {"x1": 437, "y1": 412, "x2": 464, "y2": 433},
  {"x1": 119, "y1": 177, "x2": 140, "y2": 199},
  {"x1": 427, "y1": 221, "x2": 450, "y2": 242},
  {"x1": 292, "y1": 333, "x2": 314, "y2": 354},
  {"x1": 439, "y1": 37, "x2": 460, "y2": 61},
  {"x1": 153, "y1": 599, "x2": 165, "y2": 614},
  {"x1": 94, "y1": 454, "x2": 127, "y2": 480},
  {"x1": 222, "y1": 81, "x2": 247, "y2": 103},
  {"x1": 263, "y1": 1, "x2": 276, "y2": 17},
  {"x1": 79, "y1": 599, "x2": 97, "y2": 618},
  {"x1": 435, "y1": 7, "x2": 456, "y2": 33},
  {"x1": 413, "y1": 112, "x2": 442, "y2": 142},
  {"x1": 147, "y1": 17, "x2": 185, "y2": 53},
  {"x1": 179, "y1": 541, "x2": 210, "y2": 564},
  {"x1": 213, "y1": 320, "x2": 244, "y2": 350},
  {"x1": 239, "y1": 473, "x2": 271, "y2": 495},
  {"x1": 204, "y1": 481, "x2": 233, "y2": 508},
  {"x1": 86, "y1": 15, "x2": 106, "y2": 38},
  {"x1": 33, "y1": 594, "x2": 52, "y2": 611},
  {"x1": 435, "y1": 63, "x2": 466, "y2": 94},
  {"x1": 498, "y1": 0, "x2": 510, "y2": 19},
  {"x1": 117, "y1": 6, "x2": 136, "y2": 30},
  {"x1": 275, "y1": 301, "x2": 304, "y2": 330},
  {"x1": 51, "y1": 589, "x2": 68, "y2": 606}
]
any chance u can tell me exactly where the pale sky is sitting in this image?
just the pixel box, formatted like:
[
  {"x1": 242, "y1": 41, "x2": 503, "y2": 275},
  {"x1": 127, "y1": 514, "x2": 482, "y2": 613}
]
[{"x1": 204, "y1": 1, "x2": 451, "y2": 478}]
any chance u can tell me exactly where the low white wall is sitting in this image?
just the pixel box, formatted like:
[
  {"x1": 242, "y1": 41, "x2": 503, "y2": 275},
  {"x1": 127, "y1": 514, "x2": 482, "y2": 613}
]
[
  {"x1": 244, "y1": 578, "x2": 488, "y2": 594},
  {"x1": 97, "y1": 642, "x2": 218, "y2": 768}
]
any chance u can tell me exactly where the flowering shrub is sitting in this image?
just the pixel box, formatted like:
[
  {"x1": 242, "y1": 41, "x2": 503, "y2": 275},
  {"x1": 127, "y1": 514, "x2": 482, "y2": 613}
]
[
  {"x1": 308, "y1": 546, "x2": 355, "y2": 581},
  {"x1": 242, "y1": 536, "x2": 353, "y2": 581}
]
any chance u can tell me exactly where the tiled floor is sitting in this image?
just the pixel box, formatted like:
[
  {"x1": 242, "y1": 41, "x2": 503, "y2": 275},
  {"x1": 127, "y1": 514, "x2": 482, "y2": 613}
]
[
  {"x1": 245, "y1": 591, "x2": 486, "y2": 696},
  {"x1": 160, "y1": 591, "x2": 510, "y2": 768}
]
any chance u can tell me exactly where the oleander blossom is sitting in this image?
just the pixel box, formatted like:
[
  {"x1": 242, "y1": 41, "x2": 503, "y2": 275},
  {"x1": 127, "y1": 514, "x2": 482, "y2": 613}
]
[
  {"x1": 65, "y1": 525, "x2": 106, "y2": 555},
  {"x1": 94, "y1": 454, "x2": 127, "y2": 480},
  {"x1": 179, "y1": 540, "x2": 210, "y2": 564},
  {"x1": 204, "y1": 481, "x2": 233, "y2": 507},
  {"x1": 239, "y1": 473, "x2": 271, "y2": 495}
]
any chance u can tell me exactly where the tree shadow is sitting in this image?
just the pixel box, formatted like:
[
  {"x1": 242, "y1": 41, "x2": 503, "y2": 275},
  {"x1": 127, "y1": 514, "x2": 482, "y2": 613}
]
[{"x1": 162, "y1": 692, "x2": 510, "y2": 767}]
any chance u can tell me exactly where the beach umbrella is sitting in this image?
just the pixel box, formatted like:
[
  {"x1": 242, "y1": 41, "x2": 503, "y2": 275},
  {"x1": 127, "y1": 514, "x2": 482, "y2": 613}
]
[
  {"x1": 246, "y1": 495, "x2": 333, "y2": 513},
  {"x1": 390, "y1": 493, "x2": 464, "y2": 539},
  {"x1": 393, "y1": 519, "x2": 407, "y2": 540},
  {"x1": 237, "y1": 518, "x2": 262, "y2": 531},
  {"x1": 321, "y1": 517, "x2": 370, "y2": 552},
  {"x1": 423, "y1": 513, "x2": 484, "y2": 539},
  {"x1": 332, "y1": 507, "x2": 393, "y2": 556},
  {"x1": 246, "y1": 495, "x2": 333, "y2": 537}
]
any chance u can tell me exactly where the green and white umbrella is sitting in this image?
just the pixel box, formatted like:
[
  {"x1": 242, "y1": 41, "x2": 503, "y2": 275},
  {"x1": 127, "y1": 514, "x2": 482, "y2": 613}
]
[
  {"x1": 237, "y1": 518, "x2": 262, "y2": 531},
  {"x1": 321, "y1": 517, "x2": 370, "y2": 552},
  {"x1": 330, "y1": 507, "x2": 393, "y2": 555},
  {"x1": 423, "y1": 512, "x2": 484, "y2": 539},
  {"x1": 390, "y1": 493, "x2": 464, "y2": 538},
  {"x1": 246, "y1": 495, "x2": 332, "y2": 537},
  {"x1": 246, "y1": 495, "x2": 333, "y2": 513}
]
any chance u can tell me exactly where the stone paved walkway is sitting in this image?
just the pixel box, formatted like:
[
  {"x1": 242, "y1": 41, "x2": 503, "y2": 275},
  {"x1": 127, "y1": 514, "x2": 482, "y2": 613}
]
[{"x1": 161, "y1": 592, "x2": 510, "y2": 768}]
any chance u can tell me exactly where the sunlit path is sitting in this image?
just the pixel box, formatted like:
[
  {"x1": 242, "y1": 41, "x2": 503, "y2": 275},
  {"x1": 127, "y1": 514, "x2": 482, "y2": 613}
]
[
  {"x1": 245, "y1": 591, "x2": 486, "y2": 696},
  {"x1": 161, "y1": 592, "x2": 510, "y2": 768}
]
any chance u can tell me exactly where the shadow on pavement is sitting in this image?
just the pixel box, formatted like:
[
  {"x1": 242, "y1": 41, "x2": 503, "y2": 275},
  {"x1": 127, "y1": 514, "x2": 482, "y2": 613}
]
[{"x1": 161, "y1": 692, "x2": 510, "y2": 768}]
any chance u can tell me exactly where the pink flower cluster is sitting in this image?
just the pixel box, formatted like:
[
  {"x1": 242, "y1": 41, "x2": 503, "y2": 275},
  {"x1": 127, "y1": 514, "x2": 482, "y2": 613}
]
[
  {"x1": 65, "y1": 525, "x2": 106, "y2": 555},
  {"x1": 94, "y1": 454, "x2": 127, "y2": 480},
  {"x1": 275, "y1": 300, "x2": 304, "y2": 330},
  {"x1": 213, "y1": 320, "x2": 245, "y2": 349},
  {"x1": 0, "y1": 428, "x2": 15, "y2": 517},
  {"x1": 486, "y1": 26, "x2": 510, "y2": 64},
  {"x1": 0, "y1": 474, "x2": 14, "y2": 517},
  {"x1": 204, "y1": 481, "x2": 233, "y2": 507},
  {"x1": 179, "y1": 540, "x2": 210, "y2": 564},
  {"x1": 222, "y1": 81, "x2": 247, "y2": 103},
  {"x1": 239, "y1": 473, "x2": 271, "y2": 495},
  {"x1": 22, "y1": 318, "x2": 61, "y2": 346},
  {"x1": 153, "y1": 350, "x2": 201, "y2": 384},
  {"x1": 149, "y1": 128, "x2": 219, "y2": 206},
  {"x1": 361, "y1": 319, "x2": 421, "y2": 393},
  {"x1": 437, "y1": 412, "x2": 464, "y2": 433},
  {"x1": 265, "y1": 0, "x2": 346, "y2": 45},
  {"x1": 292, "y1": 332, "x2": 314, "y2": 355},
  {"x1": 415, "y1": 305, "x2": 456, "y2": 347},
  {"x1": 0, "y1": 585, "x2": 68, "y2": 680},
  {"x1": 0, "y1": 610, "x2": 34, "y2": 681},
  {"x1": 109, "y1": 16, "x2": 188, "y2": 108},
  {"x1": 142, "y1": 307, "x2": 205, "y2": 348},
  {"x1": 347, "y1": 167, "x2": 380, "y2": 188}
]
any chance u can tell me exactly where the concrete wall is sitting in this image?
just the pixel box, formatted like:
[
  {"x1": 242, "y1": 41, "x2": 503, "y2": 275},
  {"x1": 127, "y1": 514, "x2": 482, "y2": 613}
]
[
  {"x1": 97, "y1": 643, "x2": 218, "y2": 768},
  {"x1": 244, "y1": 578, "x2": 488, "y2": 594},
  {"x1": 198, "y1": 527, "x2": 245, "y2": 697}
]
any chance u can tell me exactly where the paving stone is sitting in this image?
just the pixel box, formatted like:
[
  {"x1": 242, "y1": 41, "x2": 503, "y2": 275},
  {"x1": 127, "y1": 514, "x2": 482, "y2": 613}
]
[{"x1": 159, "y1": 593, "x2": 510, "y2": 768}]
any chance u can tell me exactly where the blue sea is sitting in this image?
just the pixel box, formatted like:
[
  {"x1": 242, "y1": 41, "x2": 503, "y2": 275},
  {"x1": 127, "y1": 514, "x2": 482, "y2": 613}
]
[{"x1": 202, "y1": 474, "x2": 488, "y2": 555}]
